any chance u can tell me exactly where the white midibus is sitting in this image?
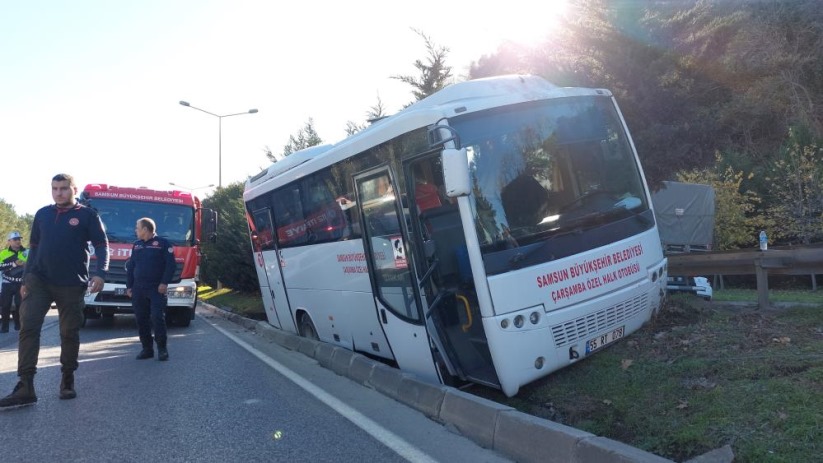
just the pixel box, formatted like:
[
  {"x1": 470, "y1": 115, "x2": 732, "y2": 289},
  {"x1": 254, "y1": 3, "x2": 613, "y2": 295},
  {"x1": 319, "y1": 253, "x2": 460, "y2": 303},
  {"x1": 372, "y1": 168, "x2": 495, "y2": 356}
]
[{"x1": 244, "y1": 75, "x2": 668, "y2": 397}]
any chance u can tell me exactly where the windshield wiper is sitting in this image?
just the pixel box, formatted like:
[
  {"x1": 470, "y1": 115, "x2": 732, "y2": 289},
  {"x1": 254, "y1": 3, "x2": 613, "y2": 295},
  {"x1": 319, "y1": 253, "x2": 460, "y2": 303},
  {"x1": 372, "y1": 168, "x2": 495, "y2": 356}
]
[
  {"x1": 508, "y1": 223, "x2": 592, "y2": 267},
  {"x1": 508, "y1": 208, "x2": 625, "y2": 262},
  {"x1": 506, "y1": 205, "x2": 649, "y2": 268},
  {"x1": 559, "y1": 206, "x2": 633, "y2": 230}
]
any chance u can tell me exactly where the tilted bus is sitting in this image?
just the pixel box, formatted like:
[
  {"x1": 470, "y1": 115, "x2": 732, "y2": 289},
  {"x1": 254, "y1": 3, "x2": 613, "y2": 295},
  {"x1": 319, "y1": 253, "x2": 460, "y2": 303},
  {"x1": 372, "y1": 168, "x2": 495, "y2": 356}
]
[{"x1": 244, "y1": 75, "x2": 668, "y2": 396}]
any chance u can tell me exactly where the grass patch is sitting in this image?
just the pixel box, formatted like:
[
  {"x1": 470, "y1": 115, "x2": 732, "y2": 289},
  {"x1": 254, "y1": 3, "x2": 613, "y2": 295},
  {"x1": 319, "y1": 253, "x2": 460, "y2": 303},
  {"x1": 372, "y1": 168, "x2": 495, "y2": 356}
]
[
  {"x1": 198, "y1": 286, "x2": 265, "y2": 319},
  {"x1": 471, "y1": 296, "x2": 823, "y2": 462},
  {"x1": 714, "y1": 288, "x2": 823, "y2": 304}
]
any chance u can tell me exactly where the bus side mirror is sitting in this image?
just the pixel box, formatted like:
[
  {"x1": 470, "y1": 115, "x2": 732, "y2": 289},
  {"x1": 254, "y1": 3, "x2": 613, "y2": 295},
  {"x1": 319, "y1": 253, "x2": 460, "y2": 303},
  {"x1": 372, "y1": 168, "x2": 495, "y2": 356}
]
[{"x1": 442, "y1": 148, "x2": 471, "y2": 197}]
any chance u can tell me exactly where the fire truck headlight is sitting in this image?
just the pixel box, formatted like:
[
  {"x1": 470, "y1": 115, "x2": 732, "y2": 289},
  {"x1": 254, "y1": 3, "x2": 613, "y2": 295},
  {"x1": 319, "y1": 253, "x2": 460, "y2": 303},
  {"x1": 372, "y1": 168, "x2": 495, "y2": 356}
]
[{"x1": 168, "y1": 287, "x2": 194, "y2": 299}]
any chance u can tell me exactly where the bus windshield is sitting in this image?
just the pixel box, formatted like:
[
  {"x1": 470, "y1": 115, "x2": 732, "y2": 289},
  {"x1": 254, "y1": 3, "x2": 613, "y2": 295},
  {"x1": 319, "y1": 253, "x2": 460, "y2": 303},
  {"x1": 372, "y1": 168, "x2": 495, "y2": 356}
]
[
  {"x1": 449, "y1": 96, "x2": 652, "y2": 274},
  {"x1": 88, "y1": 198, "x2": 195, "y2": 246}
]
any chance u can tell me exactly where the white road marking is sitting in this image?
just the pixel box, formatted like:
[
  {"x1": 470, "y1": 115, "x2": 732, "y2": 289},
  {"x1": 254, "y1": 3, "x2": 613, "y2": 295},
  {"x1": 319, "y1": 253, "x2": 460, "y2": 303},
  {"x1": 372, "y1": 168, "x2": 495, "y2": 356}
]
[{"x1": 208, "y1": 320, "x2": 437, "y2": 463}]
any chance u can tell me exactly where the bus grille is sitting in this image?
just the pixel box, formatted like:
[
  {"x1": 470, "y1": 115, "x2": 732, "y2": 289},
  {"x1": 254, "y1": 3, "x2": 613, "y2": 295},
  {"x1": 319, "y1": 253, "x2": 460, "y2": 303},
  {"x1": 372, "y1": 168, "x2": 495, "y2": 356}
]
[
  {"x1": 550, "y1": 294, "x2": 648, "y2": 348},
  {"x1": 89, "y1": 260, "x2": 183, "y2": 284}
]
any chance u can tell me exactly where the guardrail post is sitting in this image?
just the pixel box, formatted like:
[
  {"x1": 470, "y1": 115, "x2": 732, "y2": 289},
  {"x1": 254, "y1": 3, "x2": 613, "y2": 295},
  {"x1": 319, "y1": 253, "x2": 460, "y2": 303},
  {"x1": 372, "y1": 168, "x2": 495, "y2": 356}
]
[{"x1": 754, "y1": 259, "x2": 769, "y2": 310}]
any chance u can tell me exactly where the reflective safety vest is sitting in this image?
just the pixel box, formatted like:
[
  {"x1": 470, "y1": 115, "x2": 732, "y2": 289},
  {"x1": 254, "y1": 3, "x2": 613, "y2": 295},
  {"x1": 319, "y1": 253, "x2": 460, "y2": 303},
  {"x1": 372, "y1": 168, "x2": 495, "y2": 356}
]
[{"x1": 0, "y1": 246, "x2": 28, "y2": 284}]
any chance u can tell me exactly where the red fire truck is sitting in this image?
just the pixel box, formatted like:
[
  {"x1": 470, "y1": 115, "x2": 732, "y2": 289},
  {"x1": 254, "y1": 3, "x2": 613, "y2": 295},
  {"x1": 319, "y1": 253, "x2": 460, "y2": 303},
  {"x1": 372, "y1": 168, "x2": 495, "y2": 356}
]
[{"x1": 79, "y1": 184, "x2": 217, "y2": 327}]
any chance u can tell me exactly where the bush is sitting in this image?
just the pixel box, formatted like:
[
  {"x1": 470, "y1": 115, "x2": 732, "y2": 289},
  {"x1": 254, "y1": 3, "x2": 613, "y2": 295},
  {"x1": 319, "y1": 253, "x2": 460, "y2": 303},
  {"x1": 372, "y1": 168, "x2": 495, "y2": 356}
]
[{"x1": 200, "y1": 182, "x2": 259, "y2": 292}]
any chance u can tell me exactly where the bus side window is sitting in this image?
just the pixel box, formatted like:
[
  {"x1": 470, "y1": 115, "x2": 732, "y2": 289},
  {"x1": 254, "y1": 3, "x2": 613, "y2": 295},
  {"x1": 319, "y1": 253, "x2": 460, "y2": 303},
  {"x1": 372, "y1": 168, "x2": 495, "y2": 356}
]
[
  {"x1": 336, "y1": 194, "x2": 359, "y2": 237},
  {"x1": 273, "y1": 186, "x2": 307, "y2": 247},
  {"x1": 302, "y1": 172, "x2": 352, "y2": 243},
  {"x1": 411, "y1": 159, "x2": 448, "y2": 215}
]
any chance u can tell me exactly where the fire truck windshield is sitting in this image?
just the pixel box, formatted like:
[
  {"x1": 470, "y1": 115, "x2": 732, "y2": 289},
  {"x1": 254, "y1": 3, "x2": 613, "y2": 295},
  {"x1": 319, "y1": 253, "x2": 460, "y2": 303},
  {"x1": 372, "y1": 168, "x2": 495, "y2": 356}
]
[{"x1": 86, "y1": 198, "x2": 195, "y2": 246}]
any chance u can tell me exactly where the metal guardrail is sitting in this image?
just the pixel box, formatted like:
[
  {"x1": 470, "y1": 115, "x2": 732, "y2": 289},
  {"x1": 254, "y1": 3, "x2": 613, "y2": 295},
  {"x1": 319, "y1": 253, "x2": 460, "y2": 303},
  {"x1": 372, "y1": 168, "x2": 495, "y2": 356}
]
[{"x1": 667, "y1": 244, "x2": 823, "y2": 309}]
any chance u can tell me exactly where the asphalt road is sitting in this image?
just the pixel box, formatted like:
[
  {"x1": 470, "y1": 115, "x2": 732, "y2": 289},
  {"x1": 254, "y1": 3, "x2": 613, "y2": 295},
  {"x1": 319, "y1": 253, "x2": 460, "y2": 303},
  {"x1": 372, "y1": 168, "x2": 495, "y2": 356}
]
[{"x1": 0, "y1": 308, "x2": 510, "y2": 463}]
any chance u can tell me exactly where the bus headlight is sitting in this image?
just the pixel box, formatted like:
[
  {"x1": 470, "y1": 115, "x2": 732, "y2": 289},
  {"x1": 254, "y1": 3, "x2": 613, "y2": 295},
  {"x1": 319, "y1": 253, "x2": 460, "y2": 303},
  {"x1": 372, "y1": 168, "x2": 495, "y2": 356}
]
[
  {"x1": 500, "y1": 318, "x2": 510, "y2": 329},
  {"x1": 514, "y1": 315, "x2": 525, "y2": 328},
  {"x1": 529, "y1": 311, "x2": 540, "y2": 325},
  {"x1": 168, "y1": 287, "x2": 194, "y2": 299}
]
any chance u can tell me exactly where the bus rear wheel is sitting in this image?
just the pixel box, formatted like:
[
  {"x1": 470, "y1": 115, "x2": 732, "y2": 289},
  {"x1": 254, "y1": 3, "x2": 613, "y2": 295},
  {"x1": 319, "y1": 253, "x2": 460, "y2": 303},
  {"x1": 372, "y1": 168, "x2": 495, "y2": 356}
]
[{"x1": 299, "y1": 314, "x2": 318, "y2": 340}]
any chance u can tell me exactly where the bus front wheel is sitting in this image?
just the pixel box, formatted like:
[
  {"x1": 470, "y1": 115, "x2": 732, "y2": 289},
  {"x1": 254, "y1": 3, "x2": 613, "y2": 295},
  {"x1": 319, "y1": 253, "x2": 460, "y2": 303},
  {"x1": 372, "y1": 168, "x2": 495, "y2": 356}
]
[{"x1": 299, "y1": 314, "x2": 319, "y2": 340}]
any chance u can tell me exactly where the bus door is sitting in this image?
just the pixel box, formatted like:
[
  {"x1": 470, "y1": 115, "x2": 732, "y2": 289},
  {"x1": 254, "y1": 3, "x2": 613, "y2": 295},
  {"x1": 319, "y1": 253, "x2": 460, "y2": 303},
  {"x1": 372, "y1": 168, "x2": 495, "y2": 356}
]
[
  {"x1": 249, "y1": 208, "x2": 296, "y2": 332},
  {"x1": 406, "y1": 155, "x2": 499, "y2": 389},
  {"x1": 354, "y1": 168, "x2": 440, "y2": 384}
]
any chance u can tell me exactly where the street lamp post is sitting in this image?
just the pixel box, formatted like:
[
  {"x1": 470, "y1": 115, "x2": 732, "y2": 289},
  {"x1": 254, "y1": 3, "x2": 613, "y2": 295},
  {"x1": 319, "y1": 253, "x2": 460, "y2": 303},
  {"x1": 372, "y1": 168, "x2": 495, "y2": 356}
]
[{"x1": 179, "y1": 101, "x2": 258, "y2": 188}]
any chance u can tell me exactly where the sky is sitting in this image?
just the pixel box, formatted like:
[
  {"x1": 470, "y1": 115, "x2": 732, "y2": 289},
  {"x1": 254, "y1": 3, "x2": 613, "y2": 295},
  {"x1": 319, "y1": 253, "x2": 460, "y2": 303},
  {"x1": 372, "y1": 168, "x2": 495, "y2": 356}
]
[{"x1": 1, "y1": 0, "x2": 568, "y2": 216}]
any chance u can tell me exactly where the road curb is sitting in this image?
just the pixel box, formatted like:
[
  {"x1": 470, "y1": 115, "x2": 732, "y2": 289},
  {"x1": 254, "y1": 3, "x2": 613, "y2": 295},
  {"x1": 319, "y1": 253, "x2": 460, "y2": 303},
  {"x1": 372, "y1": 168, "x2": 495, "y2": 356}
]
[{"x1": 199, "y1": 303, "x2": 675, "y2": 463}]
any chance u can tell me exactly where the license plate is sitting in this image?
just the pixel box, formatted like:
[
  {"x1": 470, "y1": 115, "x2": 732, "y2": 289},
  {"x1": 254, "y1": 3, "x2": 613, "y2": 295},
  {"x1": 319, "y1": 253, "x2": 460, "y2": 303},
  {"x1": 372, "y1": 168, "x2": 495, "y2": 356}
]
[
  {"x1": 585, "y1": 326, "x2": 625, "y2": 354},
  {"x1": 114, "y1": 287, "x2": 127, "y2": 296}
]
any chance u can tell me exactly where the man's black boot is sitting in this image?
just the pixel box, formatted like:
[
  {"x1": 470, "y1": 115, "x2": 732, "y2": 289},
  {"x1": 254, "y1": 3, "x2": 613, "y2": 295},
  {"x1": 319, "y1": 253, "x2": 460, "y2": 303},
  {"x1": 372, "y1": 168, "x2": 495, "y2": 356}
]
[
  {"x1": 12, "y1": 311, "x2": 20, "y2": 331},
  {"x1": 59, "y1": 371, "x2": 76, "y2": 400},
  {"x1": 157, "y1": 337, "x2": 169, "y2": 361},
  {"x1": 0, "y1": 376, "x2": 37, "y2": 408},
  {"x1": 136, "y1": 336, "x2": 154, "y2": 359}
]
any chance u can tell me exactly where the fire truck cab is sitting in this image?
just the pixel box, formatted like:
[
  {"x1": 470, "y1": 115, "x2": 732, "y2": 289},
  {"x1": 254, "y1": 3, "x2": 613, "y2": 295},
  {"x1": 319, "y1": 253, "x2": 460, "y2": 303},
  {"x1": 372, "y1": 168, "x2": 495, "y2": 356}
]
[{"x1": 79, "y1": 184, "x2": 216, "y2": 327}]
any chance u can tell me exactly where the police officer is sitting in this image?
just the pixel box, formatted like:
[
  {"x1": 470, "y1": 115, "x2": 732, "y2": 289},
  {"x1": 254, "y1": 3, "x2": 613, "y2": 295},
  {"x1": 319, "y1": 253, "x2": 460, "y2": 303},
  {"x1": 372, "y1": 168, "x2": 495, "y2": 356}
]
[
  {"x1": 126, "y1": 217, "x2": 176, "y2": 361},
  {"x1": 0, "y1": 231, "x2": 27, "y2": 332}
]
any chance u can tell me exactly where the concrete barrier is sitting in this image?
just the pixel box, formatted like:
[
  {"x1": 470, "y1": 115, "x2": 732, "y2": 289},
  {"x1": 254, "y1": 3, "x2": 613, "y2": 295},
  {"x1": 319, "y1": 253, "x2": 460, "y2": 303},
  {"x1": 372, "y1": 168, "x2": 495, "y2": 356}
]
[
  {"x1": 314, "y1": 343, "x2": 337, "y2": 370},
  {"x1": 296, "y1": 337, "x2": 320, "y2": 357},
  {"x1": 329, "y1": 346, "x2": 357, "y2": 377},
  {"x1": 367, "y1": 363, "x2": 405, "y2": 397},
  {"x1": 577, "y1": 437, "x2": 673, "y2": 463},
  {"x1": 396, "y1": 375, "x2": 447, "y2": 419},
  {"x1": 199, "y1": 303, "x2": 676, "y2": 463},
  {"x1": 348, "y1": 354, "x2": 375, "y2": 385},
  {"x1": 439, "y1": 388, "x2": 514, "y2": 449},
  {"x1": 494, "y1": 411, "x2": 594, "y2": 463}
]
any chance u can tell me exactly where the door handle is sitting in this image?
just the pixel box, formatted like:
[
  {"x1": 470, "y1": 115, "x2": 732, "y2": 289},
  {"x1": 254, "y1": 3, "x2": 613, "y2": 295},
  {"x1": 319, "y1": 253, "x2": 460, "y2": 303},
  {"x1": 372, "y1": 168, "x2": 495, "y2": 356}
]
[{"x1": 380, "y1": 308, "x2": 387, "y2": 324}]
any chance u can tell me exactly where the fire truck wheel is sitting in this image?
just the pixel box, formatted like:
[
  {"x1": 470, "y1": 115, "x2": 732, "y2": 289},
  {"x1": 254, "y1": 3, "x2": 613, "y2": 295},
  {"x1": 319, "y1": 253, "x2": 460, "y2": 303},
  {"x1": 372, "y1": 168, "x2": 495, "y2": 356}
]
[
  {"x1": 168, "y1": 310, "x2": 192, "y2": 327},
  {"x1": 176, "y1": 312, "x2": 192, "y2": 327}
]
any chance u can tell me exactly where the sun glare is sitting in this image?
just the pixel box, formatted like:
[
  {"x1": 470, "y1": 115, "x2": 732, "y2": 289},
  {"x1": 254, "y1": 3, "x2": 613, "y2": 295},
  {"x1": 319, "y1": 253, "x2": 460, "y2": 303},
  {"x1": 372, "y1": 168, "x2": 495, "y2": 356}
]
[{"x1": 485, "y1": 0, "x2": 570, "y2": 48}]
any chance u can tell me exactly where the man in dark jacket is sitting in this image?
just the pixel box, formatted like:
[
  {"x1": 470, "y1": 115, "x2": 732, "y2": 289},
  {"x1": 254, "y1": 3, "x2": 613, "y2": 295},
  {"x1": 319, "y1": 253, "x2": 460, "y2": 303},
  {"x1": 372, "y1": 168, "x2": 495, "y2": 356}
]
[
  {"x1": 126, "y1": 217, "x2": 176, "y2": 361},
  {"x1": 0, "y1": 231, "x2": 27, "y2": 332},
  {"x1": 0, "y1": 173, "x2": 109, "y2": 408}
]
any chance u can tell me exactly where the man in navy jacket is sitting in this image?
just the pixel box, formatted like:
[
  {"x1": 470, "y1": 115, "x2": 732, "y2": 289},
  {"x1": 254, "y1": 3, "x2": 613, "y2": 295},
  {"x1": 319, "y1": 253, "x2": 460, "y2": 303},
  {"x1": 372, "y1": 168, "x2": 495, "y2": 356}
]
[
  {"x1": 126, "y1": 217, "x2": 176, "y2": 361},
  {"x1": 0, "y1": 173, "x2": 109, "y2": 408}
]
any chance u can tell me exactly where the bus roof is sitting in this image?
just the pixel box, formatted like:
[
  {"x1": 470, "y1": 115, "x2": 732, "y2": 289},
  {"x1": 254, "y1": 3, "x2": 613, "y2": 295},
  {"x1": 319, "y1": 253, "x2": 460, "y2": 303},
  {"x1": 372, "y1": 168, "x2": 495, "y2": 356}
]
[
  {"x1": 244, "y1": 74, "x2": 612, "y2": 201},
  {"x1": 82, "y1": 183, "x2": 200, "y2": 208},
  {"x1": 246, "y1": 144, "x2": 334, "y2": 187}
]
